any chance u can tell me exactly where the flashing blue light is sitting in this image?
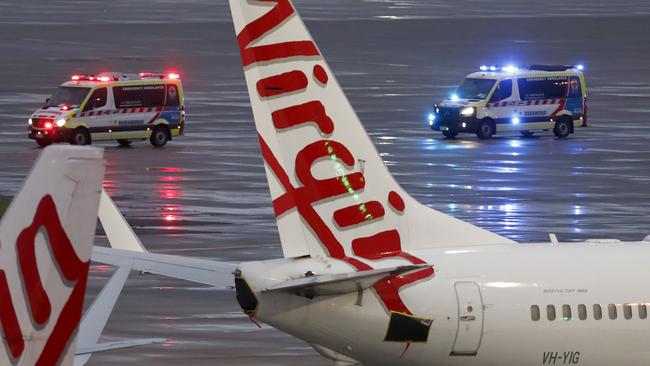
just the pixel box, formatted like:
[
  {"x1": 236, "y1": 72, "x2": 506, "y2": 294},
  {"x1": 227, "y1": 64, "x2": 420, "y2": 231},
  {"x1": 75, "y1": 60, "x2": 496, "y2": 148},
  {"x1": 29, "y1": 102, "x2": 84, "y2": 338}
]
[
  {"x1": 451, "y1": 94, "x2": 459, "y2": 102},
  {"x1": 512, "y1": 116, "x2": 520, "y2": 124},
  {"x1": 479, "y1": 65, "x2": 488, "y2": 71},
  {"x1": 502, "y1": 65, "x2": 518, "y2": 73},
  {"x1": 489, "y1": 66, "x2": 497, "y2": 71},
  {"x1": 576, "y1": 64, "x2": 584, "y2": 71}
]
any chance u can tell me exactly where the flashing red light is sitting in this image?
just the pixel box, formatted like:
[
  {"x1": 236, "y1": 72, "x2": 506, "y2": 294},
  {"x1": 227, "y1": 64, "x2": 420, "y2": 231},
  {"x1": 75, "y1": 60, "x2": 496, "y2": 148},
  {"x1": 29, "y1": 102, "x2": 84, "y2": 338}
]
[
  {"x1": 98, "y1": 76, "x2": 111, "y2": 82},
  {"x1": 88, "y1": 76, "x2": 95, "y2": 81},
  {"x1": 71, "y1": 75, "x2": 80, "y2": 81},
  {"x1": 44, "y1": 122, "x2": 53, "y2": 129},
  {"x1": 61, "y1": 105, "x2": 69, "y2": 111},
  {"x1": 167, "y1": 73, "x2": 180, "y2": 80},
  {"x1": 139, "y1": 72, "x2": 153, "y2": 78}
]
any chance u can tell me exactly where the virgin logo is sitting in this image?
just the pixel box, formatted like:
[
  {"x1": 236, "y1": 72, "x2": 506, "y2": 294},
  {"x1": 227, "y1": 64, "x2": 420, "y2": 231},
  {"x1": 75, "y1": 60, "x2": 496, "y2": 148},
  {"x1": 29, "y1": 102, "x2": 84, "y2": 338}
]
[
  {"x1": 0, "y1": 195, "x2": 89, "y2": 365},
  {"x1": 237, "y1": 0, "x2": 434, "y2": 317}
]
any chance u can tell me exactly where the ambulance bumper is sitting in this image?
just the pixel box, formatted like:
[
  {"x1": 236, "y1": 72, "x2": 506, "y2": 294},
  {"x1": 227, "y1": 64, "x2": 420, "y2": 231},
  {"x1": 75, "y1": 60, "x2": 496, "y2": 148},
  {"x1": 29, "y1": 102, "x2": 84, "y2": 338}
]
[
  {"x1": 432, "y1": 116, "x2": 480, "y2": 133},
  {"x1": 28, "y1": 127, "x2": 73, "y2": 142}
]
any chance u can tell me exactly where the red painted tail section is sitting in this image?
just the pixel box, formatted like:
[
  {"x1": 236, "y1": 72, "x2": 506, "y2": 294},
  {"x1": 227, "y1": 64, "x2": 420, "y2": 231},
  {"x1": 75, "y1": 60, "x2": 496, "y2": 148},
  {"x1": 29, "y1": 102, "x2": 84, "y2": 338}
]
[
  {"x1": 228, "y1": 0, "x2": 515, "y2": 316},
  {"x1": 0, "y1": 146, "x2": 104, "y2": 366}
]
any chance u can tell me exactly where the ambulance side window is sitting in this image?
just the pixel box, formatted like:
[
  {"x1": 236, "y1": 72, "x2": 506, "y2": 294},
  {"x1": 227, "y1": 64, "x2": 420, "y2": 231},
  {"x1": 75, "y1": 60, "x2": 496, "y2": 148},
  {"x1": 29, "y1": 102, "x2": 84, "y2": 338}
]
[
  {"x1": 142, "y1": 85, "x2": 166, "y2": 107},
  {"x1": 489, "y1": 79, "x2": 512, "y2": 102},
  {"x1": 518, "y1": 77, "x2": 567, "y2": 100},
  {"x1": 165, "y1": 84, "x2": 180, "y2": 107},
  {"x1": 83, "y1": 87, "x2": 107, "y2": 112},
  {"x1": 114, "y1": 86, "x2": 144, "y2": 109}
]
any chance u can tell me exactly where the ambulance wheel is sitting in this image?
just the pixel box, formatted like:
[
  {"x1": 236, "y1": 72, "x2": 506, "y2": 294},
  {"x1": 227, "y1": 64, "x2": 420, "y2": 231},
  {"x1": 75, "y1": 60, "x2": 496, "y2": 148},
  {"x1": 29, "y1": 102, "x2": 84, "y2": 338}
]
[
  {"x1": 553, "y1": 118, "x2": 571, "y2": 139},
  {"x1": 70, "y1": 128, "x2": 91, "y2": 145},
  {"x1": 117, "y1": 139, "x2": 132, "y2": 147},
  {"x1": 150, "y1": 125, "x2": 170, "y2": 147},
  {"x1": 36, "y1": 138, "x2": 51, "y2": 148},
  {"x1": 476, "y1": 120, "x2": 495, "y2": 139},
  {"x1": 520, "y1": 131, "x2": 535, "y2": 138},
  {"x1": 442, "y1": 130, "x2": 458, "y2": 139}
]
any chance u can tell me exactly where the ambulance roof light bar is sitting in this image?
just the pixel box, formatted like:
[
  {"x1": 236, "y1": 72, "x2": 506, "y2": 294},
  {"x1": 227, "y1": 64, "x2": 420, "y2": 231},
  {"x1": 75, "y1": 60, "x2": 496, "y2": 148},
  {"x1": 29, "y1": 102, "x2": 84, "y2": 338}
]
[
  {"x1": 528, "y1": 64, "x2": 585, "y2": 72},
  {"x1": 478, "y1": 64, "x2": 585, "y2": 73},
  {"x1": 70, "y1": 74, "x2": 118, "y2": 82},
  {"x1": 138, "y1": 72, "x2": 181, "y2": 80}
]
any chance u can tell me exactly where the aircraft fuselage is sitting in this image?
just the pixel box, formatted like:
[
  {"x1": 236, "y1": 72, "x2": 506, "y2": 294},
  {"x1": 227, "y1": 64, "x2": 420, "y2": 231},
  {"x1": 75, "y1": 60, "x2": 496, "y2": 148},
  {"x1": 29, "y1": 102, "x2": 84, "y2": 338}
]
[{"x1": 240, "y1": 241, "x2": 650, "y2": 366}]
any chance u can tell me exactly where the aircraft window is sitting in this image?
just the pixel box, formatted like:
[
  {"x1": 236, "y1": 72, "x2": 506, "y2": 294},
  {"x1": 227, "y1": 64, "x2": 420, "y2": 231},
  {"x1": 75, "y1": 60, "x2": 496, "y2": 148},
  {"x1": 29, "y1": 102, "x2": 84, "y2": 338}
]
[
  {"x1": 578, "y1": 304, "x2": 587, "y2": 320},
  {"x1": 608, "y1": 304, "x2": 617, "y2": 320},
  {"x1": 531, "y1": 305, "x2": 540, "y2": 321},
  {"x1": 624, "y1": 304, "x2": 633, "y2": 319},
  {"x1": 547, "y1": 305, "x2": 556, "y2": 321},
  {"x1": 562, "y1": 305, "x2": 572, "y2": 320},
  {"x1": 639, "y1": 304, "x2": 648, "y2": 319},
  {"x1": 593, "y1": 304, "x2": 602, "y2": 320}
]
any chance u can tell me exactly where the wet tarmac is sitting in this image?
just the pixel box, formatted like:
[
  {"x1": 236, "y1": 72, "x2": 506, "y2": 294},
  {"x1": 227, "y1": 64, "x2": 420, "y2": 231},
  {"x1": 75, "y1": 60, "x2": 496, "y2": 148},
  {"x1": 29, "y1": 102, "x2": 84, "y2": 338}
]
[{"x1": 1, "y1": 1, "x2": 650, "y2": 365}]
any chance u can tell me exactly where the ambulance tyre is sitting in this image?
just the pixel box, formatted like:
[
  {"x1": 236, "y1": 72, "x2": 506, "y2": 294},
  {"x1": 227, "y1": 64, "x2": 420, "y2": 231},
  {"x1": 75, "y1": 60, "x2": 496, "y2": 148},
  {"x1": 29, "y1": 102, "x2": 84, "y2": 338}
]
[
  {"x1": 150, "y1": 125, "x2": 170, "y2": 147},
  {"x1": 36, "y1": 138, "x2": 51, "y2": 148},
  {"x1": 554, "y1": 118, "x2": 571, "y2": 139},
  {"x1": 476, "y1": 119, "x2": 495, "y2": 140},
  {"x1": 117, "y1": 139, "x2": 132, "y2": 147},
  {"x1": 442, "y1": 130, "x2": 458, "y2": 139},
  {"x1": 70, "y1": 127, "x2": 91, "y2": 146}
]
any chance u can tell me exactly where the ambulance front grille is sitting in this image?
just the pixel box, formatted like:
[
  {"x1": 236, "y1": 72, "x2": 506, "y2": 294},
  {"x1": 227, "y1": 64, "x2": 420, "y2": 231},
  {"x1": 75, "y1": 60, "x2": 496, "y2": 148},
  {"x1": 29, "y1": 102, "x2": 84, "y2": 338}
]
[
  {"x1": 437, "y1": 107, "x2": 460, "y2": 123},
  {"x1": 31, "y1": 118, "x2": 54, "y2": 128}
]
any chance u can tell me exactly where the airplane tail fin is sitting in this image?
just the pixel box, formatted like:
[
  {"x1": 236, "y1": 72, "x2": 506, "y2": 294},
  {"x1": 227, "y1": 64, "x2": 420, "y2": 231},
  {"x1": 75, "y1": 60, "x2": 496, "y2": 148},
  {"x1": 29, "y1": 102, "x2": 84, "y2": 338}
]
[
  {"x1": 0, "y1": 146, "x2": 105, "y2": 366},
  {"x1": 228, "y1": 0, "x2": 515, "y2": 262}
]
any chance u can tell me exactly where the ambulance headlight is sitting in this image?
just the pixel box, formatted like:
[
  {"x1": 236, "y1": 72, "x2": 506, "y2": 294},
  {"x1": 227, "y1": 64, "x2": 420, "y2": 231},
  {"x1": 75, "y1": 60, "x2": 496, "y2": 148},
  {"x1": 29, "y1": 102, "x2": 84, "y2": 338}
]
[
  {"x1": 460, "y1": 107, "x2": 475, "y2": 117},
  {"x1": 56, "y1": 118, "x2": 66, "y2": 127},
  {"x1": 28, "y1": 118, "x2": 33, "y2": 126}
]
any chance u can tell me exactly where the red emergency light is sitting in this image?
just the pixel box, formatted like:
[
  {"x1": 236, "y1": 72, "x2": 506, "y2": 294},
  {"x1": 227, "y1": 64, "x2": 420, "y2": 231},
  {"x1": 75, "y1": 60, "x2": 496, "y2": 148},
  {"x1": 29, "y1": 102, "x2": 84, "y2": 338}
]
[{"x1": 70, "y1": 74, "x2": 114, "y2": 82}]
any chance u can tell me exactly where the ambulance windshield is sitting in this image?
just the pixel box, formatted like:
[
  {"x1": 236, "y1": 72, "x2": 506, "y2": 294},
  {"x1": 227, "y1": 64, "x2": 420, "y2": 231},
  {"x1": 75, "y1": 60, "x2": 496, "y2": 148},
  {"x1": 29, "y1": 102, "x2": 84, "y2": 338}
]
[
  {"x1": 455, "y1": 78, "x2": 497, "y2": 100},
  {"x1": 45, "y1": 86, "x2": 91, "y2": 108}
]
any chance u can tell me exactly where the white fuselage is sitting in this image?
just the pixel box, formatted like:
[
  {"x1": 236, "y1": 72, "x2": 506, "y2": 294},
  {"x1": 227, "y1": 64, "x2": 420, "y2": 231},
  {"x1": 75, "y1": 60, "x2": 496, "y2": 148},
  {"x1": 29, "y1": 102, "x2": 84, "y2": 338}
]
[{"x1": 241, "y1": 241, "x2": 650, "y2": 366}]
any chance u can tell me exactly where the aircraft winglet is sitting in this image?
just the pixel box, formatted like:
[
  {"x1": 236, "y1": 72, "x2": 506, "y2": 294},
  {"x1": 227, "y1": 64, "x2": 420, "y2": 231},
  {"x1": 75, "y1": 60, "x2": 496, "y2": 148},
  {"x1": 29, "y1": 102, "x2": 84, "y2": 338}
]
[{"x1": 98, "y1": 189, "x2": 147, "y2": 253}]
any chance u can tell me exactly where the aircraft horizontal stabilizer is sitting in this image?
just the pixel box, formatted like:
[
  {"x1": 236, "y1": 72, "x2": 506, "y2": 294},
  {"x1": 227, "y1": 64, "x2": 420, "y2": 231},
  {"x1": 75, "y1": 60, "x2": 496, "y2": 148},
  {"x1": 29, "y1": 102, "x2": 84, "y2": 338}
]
[
  {"x1": 92, "y1": 246, "x2": 237, "y2": 289},
  {"x1": 75, "y1": 338, "x2": 167, "y2": 357},
  {"x1": 263, "y1": 264, "x2": 431, "y2": 297}
]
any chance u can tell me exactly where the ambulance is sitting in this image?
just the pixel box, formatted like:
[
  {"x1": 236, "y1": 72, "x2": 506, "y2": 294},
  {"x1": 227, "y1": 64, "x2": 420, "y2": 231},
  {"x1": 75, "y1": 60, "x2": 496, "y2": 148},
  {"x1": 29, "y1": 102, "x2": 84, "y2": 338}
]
[
  {"x1": 28, "y1": 72, "x2": 186, "y2": 147},
  {"x1": 429, "y1": 64, "x2": 587, "y2": 139}
]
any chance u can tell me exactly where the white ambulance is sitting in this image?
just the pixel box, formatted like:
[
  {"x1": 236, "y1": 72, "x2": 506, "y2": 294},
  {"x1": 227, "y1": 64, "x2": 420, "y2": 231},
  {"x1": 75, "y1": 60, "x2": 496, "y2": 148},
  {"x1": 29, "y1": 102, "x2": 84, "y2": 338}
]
[
  {"x1": 429, "y1": 64, "x2": 587, "y2": 139},
  {"x1": 28, "y1": 72, "x2": 186, "y2": 147}
]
